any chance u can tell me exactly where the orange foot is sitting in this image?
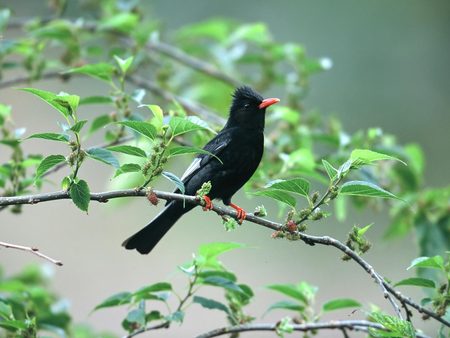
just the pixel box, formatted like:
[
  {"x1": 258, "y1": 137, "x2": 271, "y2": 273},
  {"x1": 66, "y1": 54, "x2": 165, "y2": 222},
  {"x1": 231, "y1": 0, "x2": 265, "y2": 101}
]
[
  {"x1": 229, "y1": 203, "x2": 247, "y2": 224},
  {"x1": 202, "y1": 195, "x2": 213, "y2": 211}
]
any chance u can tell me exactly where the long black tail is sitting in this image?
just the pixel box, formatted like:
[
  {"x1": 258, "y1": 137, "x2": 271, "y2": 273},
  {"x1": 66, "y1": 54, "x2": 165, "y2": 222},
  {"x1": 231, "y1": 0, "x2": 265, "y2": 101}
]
[{"x1": 122, "y1": 201, "x2": 194, "y2": 254}]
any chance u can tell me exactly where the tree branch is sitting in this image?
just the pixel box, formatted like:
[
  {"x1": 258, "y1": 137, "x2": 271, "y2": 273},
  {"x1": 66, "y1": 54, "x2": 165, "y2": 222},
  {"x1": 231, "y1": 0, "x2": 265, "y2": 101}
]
[
  {"x1": 0, "y1": 240, "x2": 63, "y2": 266},
  {"x1": 146, "y1": 40, "x2": 240, "y2": 87},
  {"x1": 195, "y1": 320, "x2": 430, "y2": 338},
  {"x1": 0, "y1": 189, "x2": 448, "y2": 328}
]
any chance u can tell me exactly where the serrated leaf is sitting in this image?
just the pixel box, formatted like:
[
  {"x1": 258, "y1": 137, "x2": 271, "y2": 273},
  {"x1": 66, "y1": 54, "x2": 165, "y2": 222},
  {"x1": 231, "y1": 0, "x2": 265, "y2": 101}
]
[
  {"x1": 35, "y1": 155, "x2": 66, "y2": 180},
  {"x1": 407, "y1": 256, "x2": 445, "y2": 271},
  {"x1": 322, "y1": 298, "x2": 362, "y2": 312},
  {"x1": 99, "y1": 13, "x2": 138, "y2": 33},
  {"x1": 114, "y1": 55, "x2": 133, "y2": 75},
  {"x1": 252, "y1": 189, "x2": 296, "y2": 207},
  {"x1": 27, "y1": 133, "x2": 69, "y2": 143},
  {"x1": 322, "y1": 159, "x2": 338, "y2": 181},
  {"x1": 0, "y1": 301, "x2": 12, "y2": 319},
  {"x1": 114, "y1": 163, "x2": 142, "y2": 178},
  {"x1": 79, "y1": 95, "x2": 113, "y2": 105},
  {"x1": 339, "y1": 181, "x2": 401, "y2": 200},
  {"x1": 186, "y1": 116, "x2": 217, "y2": 134},
  {"x1": 70, "y1": 120, "x2": 88, "y2": 133},
  {"x1": 166, "y1": 310, "x2": 184, "y2": 323},
  {"x1": 350, "y1": 149, "x2": 406, "y2": 166},
  {"x1": 53, "y1": 93, "x2": 80, "y2": 115},
  {"x1": 86, "y1": 148, "x2": 119, "y2": 168},
  {"x1": 198, "y1": 242, "x2": 245, "y2": 259},
  {"x1": 117, "y1": 121, "x2": 156, "y2": 140},
  {"x1": 69, "y1": 179, "x2": 90, "y2": 212},
  {"x1": 265, "y1": 178, "x2": 310, "y2": 197},
  {"x1": 169, "y1": 116, "x2": 207, "y2": 137},
  {"x1": 88, "y1": 115, "x2": 112, "y2": 135},
  {"x1": 162, "y1": 171, "x2": 185, "y2": 194},
  {"x1": 124, "y1": 308, "x2": 145, "y2": 327},
  {"x1": 193, "y1": 296, "x2": 230, "y2": 315},
  {"x1": 266, "y1": 284, "x2": 308, "y2": 304},
  {"x1": 394, "y1": 277, "x2": 435, "y2": 288},
  {"x1": 0, "y1": 320, "x2": 27, "y2": 330},
  {"x1": 94, "y1": 292, "x2": 132, "y2": 311},
  {"x1": 202, "y1": 276, "x2": 244, "y2": 293},
  {"x1": 167, "y1": 146, "x2": 222, "y2": 163},
  {"x1": 107, "y1": 145, "x2": 147, "y2": 158},
  {"x1": 20, "y1": 88, "x2": 76, "y2": 119},
  {"x1": 266, "y1": 300, "x2": 304, "y2": 313},
  {"x1": 134, "y1": 282, "x2": 172, "y2": 297},
  {"x1": 66, "y1": 63, "x2": 115, "y2": 82}
]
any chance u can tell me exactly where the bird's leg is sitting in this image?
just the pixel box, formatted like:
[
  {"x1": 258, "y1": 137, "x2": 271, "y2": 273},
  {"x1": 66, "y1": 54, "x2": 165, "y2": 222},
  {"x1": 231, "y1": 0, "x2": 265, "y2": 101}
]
[
  {"x1": 202, "y1": 195, "x2": 213, "y2": 211},
  {"x1": 228, "y1": 203, "x2": 247, "y2": 224}
]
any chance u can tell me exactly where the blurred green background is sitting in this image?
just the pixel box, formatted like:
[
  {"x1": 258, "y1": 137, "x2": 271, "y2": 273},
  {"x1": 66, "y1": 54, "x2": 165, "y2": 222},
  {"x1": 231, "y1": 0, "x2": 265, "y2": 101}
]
[{"x1": 1, "y1": 0, "x2": 449, "y2": 336}]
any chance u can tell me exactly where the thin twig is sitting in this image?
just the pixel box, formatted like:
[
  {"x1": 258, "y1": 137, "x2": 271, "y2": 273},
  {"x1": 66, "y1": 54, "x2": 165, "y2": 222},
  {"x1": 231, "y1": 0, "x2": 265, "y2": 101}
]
[
  {"x1": 0, "y1": 71, "x2": 63, "y2": 90},
  {"x1": 195, "y1": 320, "x2": 430, "y2": 338},
  {"x1": 0, "y1": 240, "x2": 63, "y2": 266},
  {"x1": 146, "y1": 40, "x2": 240, "y2": 87},
  {"x1": 0, "y1": 189, "x2": 448, "y2": 328},
  {"x1": 126, "y1": 75, "x2": 226, "y2": 125}
]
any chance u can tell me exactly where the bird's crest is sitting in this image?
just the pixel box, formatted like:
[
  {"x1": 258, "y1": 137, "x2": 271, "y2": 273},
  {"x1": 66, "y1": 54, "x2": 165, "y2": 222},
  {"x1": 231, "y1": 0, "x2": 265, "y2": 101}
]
[{"x1": 232, "y1": 86, "x2": 263, "y2": 103}]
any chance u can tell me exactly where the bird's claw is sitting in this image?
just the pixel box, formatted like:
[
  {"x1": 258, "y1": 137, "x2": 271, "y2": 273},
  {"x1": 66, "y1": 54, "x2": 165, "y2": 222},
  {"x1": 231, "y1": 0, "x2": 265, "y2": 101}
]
[
  {"x1": 229, "y1": 203, "x2": 247, "y2": 224},
  {"x1": 202, "y1": 195, "x2": 213, "y2": 211}
]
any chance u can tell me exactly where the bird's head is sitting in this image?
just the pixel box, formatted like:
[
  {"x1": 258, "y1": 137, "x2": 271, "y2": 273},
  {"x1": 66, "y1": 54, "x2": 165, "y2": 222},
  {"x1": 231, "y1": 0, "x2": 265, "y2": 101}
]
[{"x1": 227, "y1": 86, "x2": 280, "y2": 130}]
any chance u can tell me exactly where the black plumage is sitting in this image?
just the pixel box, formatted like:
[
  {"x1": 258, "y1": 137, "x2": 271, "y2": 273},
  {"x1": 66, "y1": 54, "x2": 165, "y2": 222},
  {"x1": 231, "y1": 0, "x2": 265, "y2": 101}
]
[{"x1": 122, "y1": 86, "x2": 279, "y2": 254}]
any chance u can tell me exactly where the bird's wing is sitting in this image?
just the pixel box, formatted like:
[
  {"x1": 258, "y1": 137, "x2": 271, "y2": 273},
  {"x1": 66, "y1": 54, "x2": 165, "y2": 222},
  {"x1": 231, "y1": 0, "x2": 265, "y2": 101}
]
[{"x1": 168, "y1": 130, "x2": 232, "y2": 200}]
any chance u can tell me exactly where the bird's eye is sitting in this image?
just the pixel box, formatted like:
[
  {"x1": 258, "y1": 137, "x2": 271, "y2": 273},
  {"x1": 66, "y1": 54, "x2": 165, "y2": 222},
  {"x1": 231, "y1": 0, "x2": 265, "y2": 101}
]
[{"x1": 244, "y1": 103, "x2": 250, "y2": 109}]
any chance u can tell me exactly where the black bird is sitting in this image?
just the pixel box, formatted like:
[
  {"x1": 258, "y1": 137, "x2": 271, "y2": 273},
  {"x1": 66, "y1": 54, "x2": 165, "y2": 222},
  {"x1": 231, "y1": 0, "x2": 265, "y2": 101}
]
[{"x1": 122, "y1": 86, "x2": 279, "y2": 254}]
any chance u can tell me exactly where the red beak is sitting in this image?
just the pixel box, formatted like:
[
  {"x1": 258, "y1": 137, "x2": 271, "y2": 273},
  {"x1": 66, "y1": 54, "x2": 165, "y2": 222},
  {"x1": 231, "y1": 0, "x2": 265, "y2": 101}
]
[{"x1": 259, "y1": 97, "x2": 280, "y2": 109}]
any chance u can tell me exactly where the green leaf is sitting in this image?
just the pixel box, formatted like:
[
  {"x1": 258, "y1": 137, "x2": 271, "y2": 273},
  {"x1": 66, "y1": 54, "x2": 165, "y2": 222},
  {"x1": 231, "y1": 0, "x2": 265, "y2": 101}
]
[
  {"x1": 266, "y1": 300, "x2": 304, "y2": 313},
  {"x1": 0, "y1": 320, "x2": 27, "y2": 330},
  {"x1": 61, "y1": 176, "x2": 71, "y2": 190},
  {"x1": 369, "y1": 312, "x2": 416, "y2": 338},
  {"x1": 167, "y1": 146, "x2": 222, "y2": 163},
  {"x1": 322, "y1": 298, "x2": 362, "y2": 312},
  {"x1": 193, "y1": 296, "x2": 230, "y2": 315},
  {"x1": 407, "y1": 256, "x2": 445, "y2": 271},
  {"x1": 202, "y1": 276, "x2": 244, "y2": 293},
  {"x1": 70, "y1": 120, "x2": 88, "y2": 133},
  {"x1": 99, "y1": 13, "x2": 139, "y2": 33},
  {"x1": 114, "y1": 55, "x2": 133, "y2": 75},
  {"x1": 20, "y1": 88, "x2": 79, "y2": 119},
  {"x1": 162, "y1": 171, "x2": 185, "y2": 194},
  {"x1": 394, "y1": 277, "x2": 435, "y2": 288},
  {"x1": 357, "y1": 223, "x2": 373, "y2": 236},
  {"x1": 186, "y1": 116, "x2": 217, "y2": 134},
  {"x1": 79, "y1": 96, "x2": 113, "y2": 105},
  {"x1": 88, "y1": 115, "x2": 112, "y2": 135},
  {"x1": 169, "y1": 116, "x2": 207, "y2": 137},
  {"x1": 322, "y1": 159, "x2": 338, "y2": 181},
  {"x1": 69, "y1": 179, "x2": 90, "y2": 212},
  {"x1": 198, "y1": 242, "x2": 245, "y2": 259},
  {"x1": 266, "y1": 284, "x2": 307, "y2": 304},
  {"x1": 339, "y1": 181, "x2": 401, "y2": 200},
  {"x1": 265, "y1": 178, "x2": 310, "y2": 197},
  {"x1": 35, "y1": 155, "x2": 66, "y2": 180},
  {"x1": 0, "y1": 9, "x2": 11, "y2": 32},
  {"x1": 252, "y1": 189, "x2": 296, "y2": 207},
  {"x1": 117, "y1": 121, "x2": 156, "y2": 140},
  {"x1": 134, "y1": 282, "x2": 172, "y2": 297},
  {"x1": 107, "y1": 145, "x2": 147, "y2": 158},
  {"x1": 123, "y1": 308, "x2": 145, "y2": 328},
  {"x1": 114, "y1": 163, "x2": 142, "y2": 178},
  {"x1": 27, "y1": 133, "x2": 69, "y2": 143},
  {"x1": 350, "y1": 149, "x2": 406, "y2": 166},
  {"x1": 0, "y1": 301, "x2": 12, "y2": 319},
  {"x1": 66, "y1": 63, "x2": 115, "y2": 82},
  {"x1": 86, "y1": 148, "x2": 120, "y2": 168},
  {"x1": 94, "y1": 292, "x2": 132, "y2": 311},
  {"x1": 166, "y1": 310, "x2": 184, "y2": 323}
]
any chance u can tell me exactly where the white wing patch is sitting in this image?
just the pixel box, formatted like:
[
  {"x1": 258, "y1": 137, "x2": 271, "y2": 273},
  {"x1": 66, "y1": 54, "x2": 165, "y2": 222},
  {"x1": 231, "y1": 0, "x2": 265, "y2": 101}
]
[{"x1": 180, "y1": 157, "x2": 202, "y2": 181}]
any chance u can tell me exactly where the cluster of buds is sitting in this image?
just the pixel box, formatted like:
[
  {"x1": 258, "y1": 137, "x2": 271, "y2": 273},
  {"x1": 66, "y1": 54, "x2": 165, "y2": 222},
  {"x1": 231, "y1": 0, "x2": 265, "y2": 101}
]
[
  {"x1": 342, "y1": 226, "x2": 372, "y2": 261},
  {"x1": 142, "y1": 140, "x2": 167, "y2": 179}
]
